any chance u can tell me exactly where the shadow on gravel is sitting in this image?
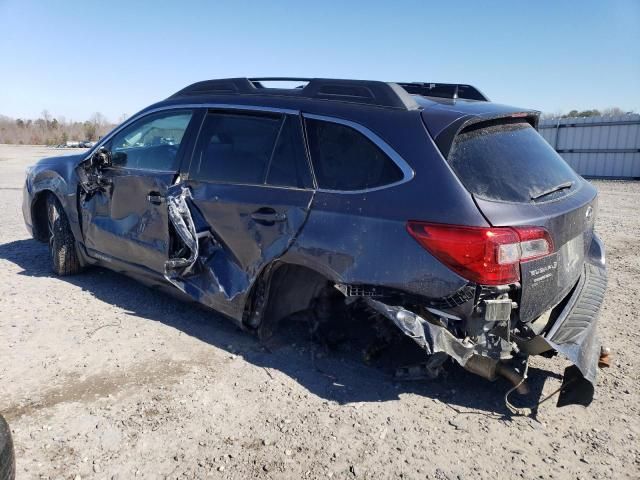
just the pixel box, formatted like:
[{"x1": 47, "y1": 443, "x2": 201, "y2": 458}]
[{"x1": 1, "y1": 238, "x2": 562, "y2": 417}]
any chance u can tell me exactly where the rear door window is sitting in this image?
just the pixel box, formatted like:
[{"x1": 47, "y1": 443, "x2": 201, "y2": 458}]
[
  {"x1": 192, "y1": 111, "x2": 282, "y2": 184},
  {"x1": 266, "y1": 116, "x2": 313, "y2": 189},
  {"x1": 192, "y1": 111, "x2": 312, "y2": 188},
  {"x1": 305, "y1": 118, "x2": 404, "y2": 191},
  {"x1": 447, "y1": 120, "x2": 581, "y2": 203}
]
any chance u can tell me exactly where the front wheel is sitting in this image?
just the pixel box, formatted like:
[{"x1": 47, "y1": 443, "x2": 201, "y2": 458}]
[
  {"x1": 47, "y1": 194, "x2": 83, "y2": 276},
  {"x1": 0, "y1": 415, "x2": 15, "y2": 480}
]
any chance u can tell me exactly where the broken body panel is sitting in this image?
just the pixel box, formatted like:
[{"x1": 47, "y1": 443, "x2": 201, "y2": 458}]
[
  {"x1": 163, "y1": 182, "x2": 314, "y2": 320},
  {"x1": 79, "y1": 169, "x2": 175, "y2": 273},
  {"x1": 23, "y1": 85, "x2": 608, "y2": 401}
]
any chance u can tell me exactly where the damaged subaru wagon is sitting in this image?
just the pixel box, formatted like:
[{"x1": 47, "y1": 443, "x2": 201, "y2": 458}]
[{"x1": 23, "y1": 78, "x2": 607, "y2": 401}]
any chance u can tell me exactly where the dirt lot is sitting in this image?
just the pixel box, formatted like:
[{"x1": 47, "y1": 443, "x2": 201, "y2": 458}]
[{"x1": 1, "y1": 144, "x2": 638, "y2": 480}]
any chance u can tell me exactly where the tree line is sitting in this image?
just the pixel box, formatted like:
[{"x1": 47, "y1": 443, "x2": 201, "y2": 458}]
[
  {"x1": 1, "y1": 107, "x2": 635, "y2": 145},
  {"x1": 541, "y1": 107, "x2": 635, "y2": 119},
  {"x1": 0, "y1": 111, "x2": 122, "y2": 146}
]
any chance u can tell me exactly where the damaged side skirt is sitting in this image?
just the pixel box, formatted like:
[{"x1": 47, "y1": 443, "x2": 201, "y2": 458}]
[
  {"x1": 363, "y1": 298, "x2": 529, "y2": 392},
  {"x1": 364, "y1": 299, "x2": 476, "y2": 366}
]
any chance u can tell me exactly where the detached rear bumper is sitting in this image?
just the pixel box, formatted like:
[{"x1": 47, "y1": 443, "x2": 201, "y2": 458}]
[
  {"x1": 355, "y1": 234, "x2": 607, "y2": 392},
  {"x1": 542, "y1": 262, "x2": 607, "y2": 383},
  {"x1": 517, "y1": 250, "x2": 607, "y2": 384}
]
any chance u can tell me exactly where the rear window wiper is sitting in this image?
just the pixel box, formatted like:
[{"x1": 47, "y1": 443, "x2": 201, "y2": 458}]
[{"x1": 531, "y1": 181, "x2": 574, "y2": 201}]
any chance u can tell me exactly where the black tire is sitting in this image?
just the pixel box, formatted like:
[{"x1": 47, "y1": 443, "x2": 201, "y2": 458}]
[
  {"x1": 0, "y1": 415, "x2": 15, "y2": 480},
  {"x1": 47, "y1": 194, "x2": 83, "y2": 276}
]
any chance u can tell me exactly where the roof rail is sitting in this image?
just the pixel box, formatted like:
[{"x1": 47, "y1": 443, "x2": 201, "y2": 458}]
[
  {"x1": 168, "y1": 77, "x2": 420, "y2": 110},
  {"x1": 396, "y1": 82, "x2": 489, "y2": 101}
]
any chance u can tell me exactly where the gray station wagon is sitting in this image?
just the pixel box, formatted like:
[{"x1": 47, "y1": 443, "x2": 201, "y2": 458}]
[{"x1": 23, "y1": 78, "x2": 608, "y2": 407}]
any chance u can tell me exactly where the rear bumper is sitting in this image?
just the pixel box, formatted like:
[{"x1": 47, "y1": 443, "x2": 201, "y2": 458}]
[
  {"x1": 542, "y1": 261, "x2": 607, "y2": 383},
  {"x1": 350, "y1": 234, "x2": 608, "y2": 391},
  {"x1": 517, "y1": 232, "x2": 607, "y2": 384}
]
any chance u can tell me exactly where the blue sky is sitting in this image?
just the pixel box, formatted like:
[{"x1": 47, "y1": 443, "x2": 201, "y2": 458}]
[{"x1": 0, "y1": 0, "x2": 638, "y2": 122}]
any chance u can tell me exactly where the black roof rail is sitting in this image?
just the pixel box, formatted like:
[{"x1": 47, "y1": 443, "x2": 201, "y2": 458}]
[
  {"x1": 168, "y1": 77, "x2": 419, "y2": 110},
  {"x1": 396, "y1": 82, "x2": 489, "y2": 101}
]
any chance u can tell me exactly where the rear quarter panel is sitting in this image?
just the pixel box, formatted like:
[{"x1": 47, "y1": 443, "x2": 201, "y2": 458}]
[{"x1": 282, "y1": 110, "x2": 488, "y2": 300}]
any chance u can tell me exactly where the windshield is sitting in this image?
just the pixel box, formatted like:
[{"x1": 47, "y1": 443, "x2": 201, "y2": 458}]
[{"x1": 447, "y1": 121, "x2": 581, "y2": 203}]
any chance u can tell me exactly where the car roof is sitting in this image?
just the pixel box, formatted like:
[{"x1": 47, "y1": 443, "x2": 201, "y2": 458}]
[
  {"x1": 167, "y1": 77, "x2": 420, "y2": 110},
  {"x1": 142, "y1": 78, "x2": 539, "y2": 140}
]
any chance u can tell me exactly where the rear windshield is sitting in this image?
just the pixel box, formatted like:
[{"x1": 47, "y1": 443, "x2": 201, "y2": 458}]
[{"x1": 448, "y1": 121, "x2": 580, "y2": 203}]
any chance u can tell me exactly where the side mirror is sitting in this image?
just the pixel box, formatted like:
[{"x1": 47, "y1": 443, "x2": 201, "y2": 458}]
[{"x1": 92, "y1": 146, "x2": 112, "y2": 169}]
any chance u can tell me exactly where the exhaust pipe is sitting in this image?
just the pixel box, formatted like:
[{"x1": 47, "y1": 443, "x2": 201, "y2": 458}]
[{"x1": 464, "y1": 355, "x2": 529, "y2": 395}]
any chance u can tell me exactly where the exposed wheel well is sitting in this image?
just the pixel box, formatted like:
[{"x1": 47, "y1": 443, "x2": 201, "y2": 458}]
[
  {"x1": 246, "y1": 262, "x2": 337, "y2": 338},
  {"x1": 245, "y1": 262, "x2": 425, "y2": 367},
  {"x1": 31, "y1": 191, "x2": 52, "y2": 242}
]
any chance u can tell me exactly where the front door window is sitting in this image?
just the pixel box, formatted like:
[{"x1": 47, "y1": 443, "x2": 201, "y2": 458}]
[{"x1": 109, "y1": 110, "x2": 193, "y2": 171}]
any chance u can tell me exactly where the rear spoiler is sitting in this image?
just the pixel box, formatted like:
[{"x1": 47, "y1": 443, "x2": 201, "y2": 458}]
[
  {"x1": 431, "y1": 112, "x2": 540, "y2": 158},
  {"x1": 397, "y1": 82, "x2": 489, "y2": 101}
]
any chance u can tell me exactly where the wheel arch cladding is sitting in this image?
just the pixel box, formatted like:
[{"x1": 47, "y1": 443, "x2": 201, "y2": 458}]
[
  {"x1": 29, "y1": 154, "x2": 85, "y2": 243},
  {"x1": 31, "y1": 189, "x2": 52, "y2": 242}
]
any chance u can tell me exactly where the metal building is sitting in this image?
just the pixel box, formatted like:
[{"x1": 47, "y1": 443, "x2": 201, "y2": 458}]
[{"x1": 538, "y1": 114, "x2": 640, "y2": 179}]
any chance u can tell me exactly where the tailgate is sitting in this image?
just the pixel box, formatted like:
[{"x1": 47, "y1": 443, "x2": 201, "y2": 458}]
[
  {"x1": 436, "y1": 116, "x2": 599, "y2": 322},
  {"x1": 475, "y1": 186, "x2": 597, "y2": 321}
]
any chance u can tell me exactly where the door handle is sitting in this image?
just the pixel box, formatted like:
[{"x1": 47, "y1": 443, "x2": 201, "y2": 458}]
[
  {"x1": 251, "y1": 208, "x2": 287, "y2": 224},
  {"x1": 147, "y1": 192, "x2": 165, "y2": 205}
]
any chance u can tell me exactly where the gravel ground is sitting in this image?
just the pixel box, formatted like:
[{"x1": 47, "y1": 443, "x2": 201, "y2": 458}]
[{"x1": 1, "y1": 144, "x2": 639, "y2": 480}]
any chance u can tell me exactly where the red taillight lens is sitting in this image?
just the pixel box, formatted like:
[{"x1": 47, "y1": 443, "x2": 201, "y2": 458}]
[{"x1": 407, "y1": 222, "x2": 553, "y2": 285}]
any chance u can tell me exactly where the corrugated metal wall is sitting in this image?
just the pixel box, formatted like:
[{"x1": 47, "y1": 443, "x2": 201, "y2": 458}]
[{"x1": 538, "y1": 114, "x2": 640, "y2": 178}]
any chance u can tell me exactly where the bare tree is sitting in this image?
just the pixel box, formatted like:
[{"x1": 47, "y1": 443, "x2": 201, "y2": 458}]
[
  {"x1": 83, "y1": 121, "x2": 97, "y2": 141},
  {"x1": 0, "y1": 112, "x2": 116, "y2": 145},
  {"x1": 542, "y1": 107, "x2": 636, "y2": 120},
  {"x1": 89, "y1": 112, "x2": 107, "y2": 128},
  {"x1": 600, "y1": 107, "x2": 631, "y2": 116}
]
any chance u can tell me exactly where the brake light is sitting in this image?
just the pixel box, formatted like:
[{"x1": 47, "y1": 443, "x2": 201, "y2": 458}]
[{"x1": 406, "y1": 222, "x2": 553, "y2": 285}]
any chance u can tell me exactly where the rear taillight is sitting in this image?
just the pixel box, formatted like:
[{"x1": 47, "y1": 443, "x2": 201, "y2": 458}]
[{"x1": 406, "y1": 222, "x2": 553, "y2": 285}]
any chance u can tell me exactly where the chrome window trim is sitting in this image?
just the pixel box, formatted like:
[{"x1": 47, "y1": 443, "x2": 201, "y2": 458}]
[
  {"x1": 187, "y1": 178, "x2": 313, "y2": 192},
  {"x1": 84, "y1": 103, "x2": 299, "y2": 162},
  {"x1": 302, "y1": 113, "x2": 415, "y2": 194},
  {"x1": 85, "y1": 104, "x2": 415, "y2": 195}
]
